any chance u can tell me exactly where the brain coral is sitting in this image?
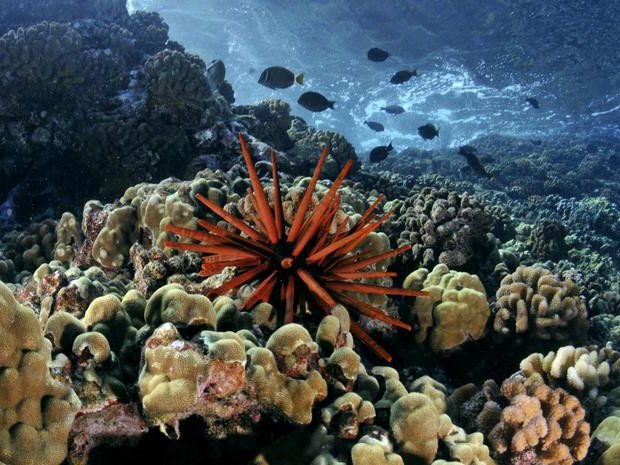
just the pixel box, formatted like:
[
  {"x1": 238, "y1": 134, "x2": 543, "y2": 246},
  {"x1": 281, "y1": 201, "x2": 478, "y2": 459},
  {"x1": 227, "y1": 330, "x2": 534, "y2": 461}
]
[
  {"x1": 404, "y1": 264, "x2": 490, "y2": 351},
  {"x1": 0, "y1": 281, "x2": 80, "y2": 465},
  {"x1": 493, "y1": 266, "x2": 588, "y2": 342}
]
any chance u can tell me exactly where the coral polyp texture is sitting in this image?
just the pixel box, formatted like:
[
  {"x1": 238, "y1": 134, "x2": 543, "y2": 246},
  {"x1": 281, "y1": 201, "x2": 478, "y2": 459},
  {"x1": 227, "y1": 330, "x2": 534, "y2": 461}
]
[
  {"x1": 493, "y1": 266, "x2": 588, "y2": 342},
  {"x1": 0, "y1": 281, "x2": 80, "y2": 465},
  {"x1": 164, "y1": 133, "x2": 426, "y2": 361}
]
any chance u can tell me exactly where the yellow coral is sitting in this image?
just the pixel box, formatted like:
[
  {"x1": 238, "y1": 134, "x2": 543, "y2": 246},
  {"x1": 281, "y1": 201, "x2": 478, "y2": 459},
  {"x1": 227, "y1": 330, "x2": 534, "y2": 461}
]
[
  {"x1": 321, "y1": 392, "x2": 375, "y2": 439},
  {"x1": 144, "y1": 283, "x2": 216, "y2": 328},
  {"x1": 410, "y1": 376, "x2": 448, "y2": 414},
  {"x1": 246, "y1": 347, "x2": 327, "y2": 424},
  {"x1": 351, "y1": 443, "x2": 404, "y2": 465},
  {"x1": 390, "y1": 393, "x2": 441, "y2": 463},
  {"x1": 138, "y1": 323, "x2": 209, "y2": 427},
  {"x1": 91, "y1": 205, "x2": 138, "y2": 269},
  {"x1": 0, "y1": 281, "x2": 80, "y2": 465},
  {"x1": 266, "y1": 323, "x2": 319, "y2": 378},
  {"x1": 404, "y1": 264, "x2": 489, "y2": 351}
]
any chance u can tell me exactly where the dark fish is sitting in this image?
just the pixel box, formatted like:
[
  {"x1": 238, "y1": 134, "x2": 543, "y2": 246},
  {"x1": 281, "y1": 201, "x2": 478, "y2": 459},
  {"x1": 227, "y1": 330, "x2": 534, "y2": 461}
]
[
  {"x1": 381, "y1": 105, "x2": 405, "y2": 114},
  {"x1": 258, "y1": 66, "x2": 304, "y2": 89},
  {"x1": 369, "y1": 142, "x2": 393, "y2": 163},
  {"x1": 390, "y1": 69, "x2": 417, "y2": 84},
  {"x1": 530, "y1": 139, "x2": 543, "y2": 145},
  {"x1": 418, "y1": 123, "x2": 439, "y2": 140},
  {"x1": 458, "y1": 145, "x2": 493, "y2": 179},
  {"x1": 367, "y1": 47, "x2": 390, "y2": 62},
  {"x1": 526, "y1": 97, "x2": 540, "y2": 109},
  {"x1": 206, "y1": 59, "x2": 226, "y2": 91},
  {"x1": 458, "y1": 145, "x2": 477, "y2": 156},
  {"x1": 297, "y1": 91, "x2": 335, "y2": 112},
  {"x1": 364, "y1": 120, "x2": 385, "y2": 132}
]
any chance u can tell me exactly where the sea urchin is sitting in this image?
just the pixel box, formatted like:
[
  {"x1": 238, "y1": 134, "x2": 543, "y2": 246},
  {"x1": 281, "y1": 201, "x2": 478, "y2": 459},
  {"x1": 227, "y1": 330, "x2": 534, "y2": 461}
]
[{"x1": 164, "y1": 133, "x2": 427, "y2": 361}]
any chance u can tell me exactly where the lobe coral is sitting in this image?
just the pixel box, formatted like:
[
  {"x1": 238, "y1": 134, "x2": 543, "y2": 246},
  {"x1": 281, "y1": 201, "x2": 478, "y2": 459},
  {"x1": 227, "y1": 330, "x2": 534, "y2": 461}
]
[{"x1": 164, "y1": 133, "x2": 426, "y2": 361}]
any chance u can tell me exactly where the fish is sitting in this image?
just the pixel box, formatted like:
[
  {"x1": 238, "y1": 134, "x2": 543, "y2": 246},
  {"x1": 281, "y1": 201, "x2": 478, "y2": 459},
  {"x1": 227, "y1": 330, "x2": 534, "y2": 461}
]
[
  {"x1": 380, "y1": 105, "x2": 405, "y2": 114},
  {"x1": 526, "y1": 97, "x2": 540, "y2": 109},
  {"x1": 390, "y1": 69, "x2": 417, "y2": 84},
  {"x1": 369, "y1": 142, "x2": 393, "y2": 163},
  {"x1": 364, "y1": 120, "x2": 385, "y2": 132},
  {"x1": 297, "y1": 91, "x2": 335, "y2": 112},
  {"x1": 418, "y1": 123, "x2": 439, "y2": 140},
  {"x1": 367, "y1": 47, "x2": 390, "y2": 62},
  {"x1": 530, "y1": 139, "x2": 543, "y2": 145},
  {"x1": 206, "y1": 59, "x2": 226, "y2": 91},
  {"x1": 458, "y1": 145, "x2": 493, "y2": 179},
  {"x1": 458, "y1": 145, "x2": 476, "y2": 156},
  {"x1": 258, "y1": 66, "x2": 304, "y2": 89}
]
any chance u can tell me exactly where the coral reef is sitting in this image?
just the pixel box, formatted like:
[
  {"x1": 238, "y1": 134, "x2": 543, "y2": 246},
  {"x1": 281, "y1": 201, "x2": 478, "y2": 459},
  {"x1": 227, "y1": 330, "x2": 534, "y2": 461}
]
[
  {"x1": 487, "y1": 377, "x2": 590, "y2": 465},
  {"x1": 164, "y1": 133, "x2": 426, "y2": 361},
  {"x1": 2, "y1": 2, "x2": 620, "y2": 465},
  {"x1": 233, "y1": 99, "x2": 294, "y2": 151},
  {"x1": 385, "y1": 187, "x2": 496, "y2": 271},
  {"x1": 404, "y1": 264, "x2": 490, "y2": 351},
  {"x1": 519, "y1": 344, "x2": 620, "y2": 405},
  {"x1": 0, "y1": 218, "x2": 56, "y2": 281},
  {"x1": 493, "y1": 266, "x2": 588, "y2": 343},
  {"x1": 0, "y1": 281, "x2": 80, "y2": 465},
  {"x1": 287, "y1": 119, "x2": 360, "y2": 178},
  {"x1": 529, "y1": 220, "x2": 568, "y2": 261}
]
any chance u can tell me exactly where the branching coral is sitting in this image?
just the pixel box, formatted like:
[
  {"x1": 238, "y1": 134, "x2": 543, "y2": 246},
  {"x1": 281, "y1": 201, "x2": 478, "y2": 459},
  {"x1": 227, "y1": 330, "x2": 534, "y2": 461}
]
[
  {"x1": 164, "y1": 133, "x2": 426, "y2": 361},
  {"x1": 487, "y1": 377, "x2": 590, "y2": 465},
  {"x1": 493, "y1": 266, "x2": 588, "y2": 342}
]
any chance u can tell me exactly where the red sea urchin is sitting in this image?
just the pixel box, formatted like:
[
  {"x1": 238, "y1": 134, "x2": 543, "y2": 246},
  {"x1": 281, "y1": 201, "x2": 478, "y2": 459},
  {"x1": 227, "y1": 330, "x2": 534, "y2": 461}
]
[{"x1": 163, "y1": 133, "x2": 427, "y2": 361}]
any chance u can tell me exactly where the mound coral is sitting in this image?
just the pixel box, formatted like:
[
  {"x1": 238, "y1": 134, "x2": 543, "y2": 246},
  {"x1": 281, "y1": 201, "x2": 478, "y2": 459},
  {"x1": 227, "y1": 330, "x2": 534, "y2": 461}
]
[
  {"x1": 404, "y1": 264, "x2": 490, "y2": 351},
  {"x1": 164, "y1": 133, "x2": 426, "y2": 361},
  {"x1": 0, "y1": 281, "x2": 80, "y2": 465},
  {"x1": 386, "y1": 187, "x2": 495, "y2": 270}
]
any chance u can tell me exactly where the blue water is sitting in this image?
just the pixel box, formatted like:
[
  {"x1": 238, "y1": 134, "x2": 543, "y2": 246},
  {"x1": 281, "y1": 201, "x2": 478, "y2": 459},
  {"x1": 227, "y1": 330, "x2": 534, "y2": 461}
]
[{"x1": 129, "y1": 0, "x2": 620, "y2": 155}]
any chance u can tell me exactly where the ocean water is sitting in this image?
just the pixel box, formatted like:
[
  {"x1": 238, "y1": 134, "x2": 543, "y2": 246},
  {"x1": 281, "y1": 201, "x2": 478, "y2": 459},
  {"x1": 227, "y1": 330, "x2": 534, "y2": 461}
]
[{"x1": 130, "y1": 0, "x2": 620, "y2": 153}]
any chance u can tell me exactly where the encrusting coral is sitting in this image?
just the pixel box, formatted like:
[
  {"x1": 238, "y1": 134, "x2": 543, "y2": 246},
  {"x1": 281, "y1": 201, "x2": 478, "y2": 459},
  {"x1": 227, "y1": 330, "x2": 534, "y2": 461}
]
[{"x1": 164, "y1": 133, "x2": 427, "y2": 361}]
